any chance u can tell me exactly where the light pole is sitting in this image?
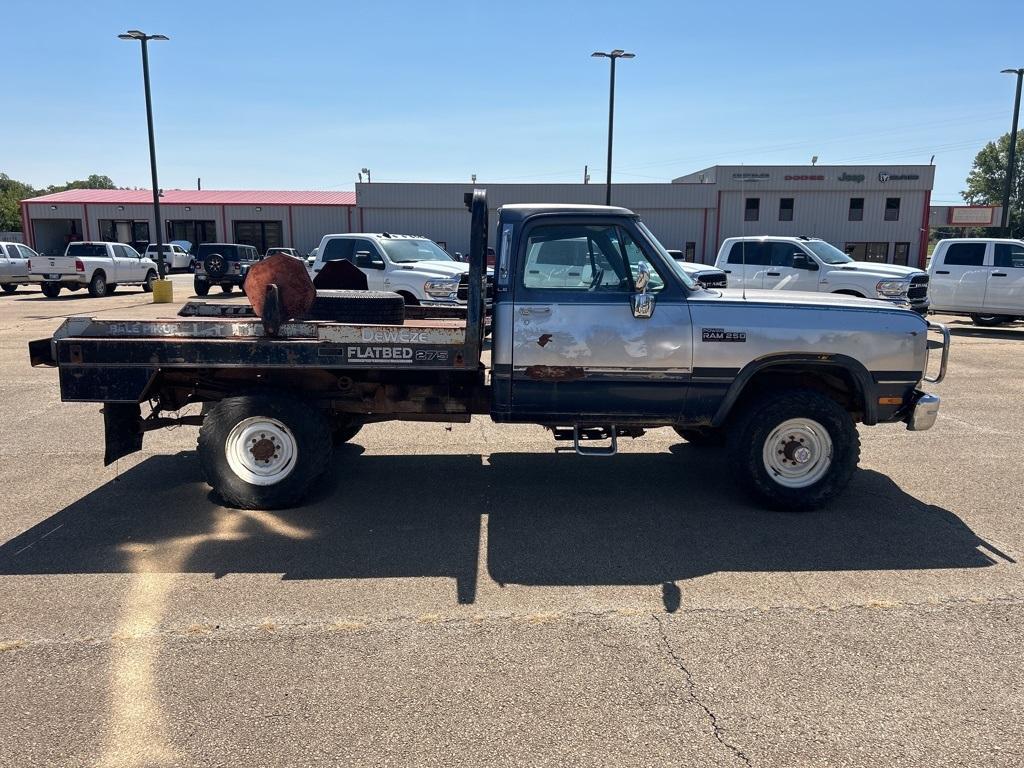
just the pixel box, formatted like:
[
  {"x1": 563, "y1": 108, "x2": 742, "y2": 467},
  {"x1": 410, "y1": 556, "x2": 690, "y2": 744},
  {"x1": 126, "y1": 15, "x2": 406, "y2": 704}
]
[
  {"x1": 119, "y1": 30, "x2": 169, "y2": 278},
  {"x1": 591, "y1": 49, "x2": 635, "y2": 206},
  {"x1": 1000, "y1": 68, "x2": 1023, "y2": 235}
]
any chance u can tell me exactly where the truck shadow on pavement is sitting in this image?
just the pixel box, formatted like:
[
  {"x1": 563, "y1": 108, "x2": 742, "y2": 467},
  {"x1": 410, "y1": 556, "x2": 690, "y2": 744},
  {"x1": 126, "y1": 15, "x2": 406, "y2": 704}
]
[{"x1": 0, "y1": 444, "x2": 1011, "y2": 606}]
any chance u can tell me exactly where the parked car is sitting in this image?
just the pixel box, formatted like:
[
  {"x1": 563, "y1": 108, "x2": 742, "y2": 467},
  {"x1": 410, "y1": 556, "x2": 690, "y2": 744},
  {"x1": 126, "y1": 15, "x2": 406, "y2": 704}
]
[
  {"x1": 927, "y1": 238, "x2": 1024, "y2": 325},
  {"x1": 29, "y1": 241, "x2": 158, "y2": 298},
  {"x1": 193, "y1": 243, "x2": 261, "y2": 296},
  {"x1": 309, "y1": 233, "x2": 470, "y2": 305},
  {"x1": 305, "y1": 248, "x2": 318, "y2": 269},
  {"x1": 0, "y1": 242, "x2": 37, "y2": 293},
  {"x1": 714, "y1": 236, "x2": 929, "y2": 313},
  {"x1": 144, "y1": 242, "x2": 193, "y2": 271},
  {"x1": 265, "y1": 247, "x2": 301, "y2": 259},
  {"x1": 666, "y1": 250, "x2": 728, "y2": 288}
]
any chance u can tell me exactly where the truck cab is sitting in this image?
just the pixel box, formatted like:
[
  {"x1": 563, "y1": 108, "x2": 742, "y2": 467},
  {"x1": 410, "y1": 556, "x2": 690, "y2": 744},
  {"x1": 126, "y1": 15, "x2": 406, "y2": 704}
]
[{"x1": 927, "y1": 238, "x2": 1024, "y2": 325}]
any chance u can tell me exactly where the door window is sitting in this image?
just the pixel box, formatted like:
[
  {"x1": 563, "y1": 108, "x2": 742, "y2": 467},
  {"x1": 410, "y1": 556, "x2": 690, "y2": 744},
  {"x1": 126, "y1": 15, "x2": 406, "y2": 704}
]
[
  {"x1": 521, "y1": 224, "x2": 632, "y2": 292},
  {"x1": 769, "y1": 243, "x2": 802, "y2": 268},
  {"x1": 18, "y1": 245, "x2": 36, "y2": 259},
  {"x1": 727, "y1": 242, "x2": 770, "y2": 265},
  {"x1": 994, "y1": 242, "x2": 1024, "y2": 268},
  {"x1": 943, "y1": 242, "x2": 986, "y2": 266},
  {"x1": 615, "y1": 227, "x2": 665, "y2": 292},
  {"x1": 322, "y1": 238, "x2": 355, "y2": 263}
]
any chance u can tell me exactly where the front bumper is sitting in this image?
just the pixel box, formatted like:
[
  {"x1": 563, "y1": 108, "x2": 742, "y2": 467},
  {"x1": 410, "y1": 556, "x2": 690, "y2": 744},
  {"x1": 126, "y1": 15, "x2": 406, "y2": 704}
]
[{"x1": 905, "y1": 390, "x2": 940, "y2": 431}]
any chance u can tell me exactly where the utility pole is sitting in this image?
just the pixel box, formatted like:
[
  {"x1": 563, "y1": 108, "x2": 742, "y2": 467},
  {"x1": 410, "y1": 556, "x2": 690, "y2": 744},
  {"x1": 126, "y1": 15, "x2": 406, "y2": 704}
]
[
  {"x1": 999, "y1": 68, "x2": 1023, "y2": 235},
  {"x1": 591, "y1": 49, "x2": 635, "y2": 206},
  {"x1": 119, "y1": 30, "x2": 169, "y2": 278}
]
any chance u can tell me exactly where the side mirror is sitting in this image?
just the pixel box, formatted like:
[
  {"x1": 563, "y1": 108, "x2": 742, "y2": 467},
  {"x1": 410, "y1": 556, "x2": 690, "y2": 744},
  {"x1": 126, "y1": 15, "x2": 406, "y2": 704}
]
[
  {"x1": 631, "y1": 262, "x2": 655, "y2": 318},
  {"x1": 792, "y1": 253, "x2": 818, "y2": 270},
  {"x1": 355, "y1": 250, "x2": 384, "y2": 269}
]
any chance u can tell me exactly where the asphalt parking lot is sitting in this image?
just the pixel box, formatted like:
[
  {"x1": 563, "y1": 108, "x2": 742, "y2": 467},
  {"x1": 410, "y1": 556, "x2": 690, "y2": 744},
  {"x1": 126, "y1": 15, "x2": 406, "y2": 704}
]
[{"x1": 1, "y1": 275, "x2": 1021, "y2": 767}]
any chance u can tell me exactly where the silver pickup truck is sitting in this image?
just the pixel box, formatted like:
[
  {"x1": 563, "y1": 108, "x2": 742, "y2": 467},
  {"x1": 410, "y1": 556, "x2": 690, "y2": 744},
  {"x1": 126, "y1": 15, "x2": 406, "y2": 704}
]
[{"x1": 29, "y1": 191, "x2": 948, "y2": 511}]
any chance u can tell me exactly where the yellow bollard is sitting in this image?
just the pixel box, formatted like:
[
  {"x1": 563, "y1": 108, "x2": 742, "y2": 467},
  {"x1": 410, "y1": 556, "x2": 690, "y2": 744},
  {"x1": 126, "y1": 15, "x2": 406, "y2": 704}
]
[{"x1": 151, "y1": 279, "x2": 174, "y2": 304}]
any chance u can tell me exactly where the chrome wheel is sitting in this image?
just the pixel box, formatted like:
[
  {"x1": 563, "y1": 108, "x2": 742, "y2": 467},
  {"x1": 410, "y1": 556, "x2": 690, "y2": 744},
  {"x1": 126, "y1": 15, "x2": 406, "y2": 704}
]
[
  {"x1": 761, "y1": 417, "x2": 833, "y2": 489},
  {"x1": 224, "y1": 416, "x2": 298, "y2": 486}
]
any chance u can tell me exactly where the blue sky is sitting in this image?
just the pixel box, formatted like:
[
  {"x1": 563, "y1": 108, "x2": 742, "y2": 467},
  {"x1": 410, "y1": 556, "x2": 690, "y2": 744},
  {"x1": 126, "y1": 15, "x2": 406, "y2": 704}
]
[{"x1": 4, "y1": 0, "x2": 1022, "y2": 203}]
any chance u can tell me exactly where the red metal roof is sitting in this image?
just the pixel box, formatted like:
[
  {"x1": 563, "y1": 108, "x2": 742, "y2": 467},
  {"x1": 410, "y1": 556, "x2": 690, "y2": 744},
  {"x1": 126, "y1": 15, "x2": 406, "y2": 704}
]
[{"x1": 23, "y1": 189, "x2": 357, "y2": 206}]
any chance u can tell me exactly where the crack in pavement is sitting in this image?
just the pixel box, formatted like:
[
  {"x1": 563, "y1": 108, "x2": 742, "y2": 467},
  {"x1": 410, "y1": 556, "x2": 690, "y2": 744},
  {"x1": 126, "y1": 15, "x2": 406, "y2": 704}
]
[{"x1": 653, "y1": 614, "x2": 752, "y2": 767}]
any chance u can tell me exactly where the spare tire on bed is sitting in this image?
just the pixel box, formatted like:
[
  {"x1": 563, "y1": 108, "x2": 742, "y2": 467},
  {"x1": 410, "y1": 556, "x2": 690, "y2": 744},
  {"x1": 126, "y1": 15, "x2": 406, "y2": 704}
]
[{"x1": 306, "y1": 289, "x2": 405, "y2": 325}]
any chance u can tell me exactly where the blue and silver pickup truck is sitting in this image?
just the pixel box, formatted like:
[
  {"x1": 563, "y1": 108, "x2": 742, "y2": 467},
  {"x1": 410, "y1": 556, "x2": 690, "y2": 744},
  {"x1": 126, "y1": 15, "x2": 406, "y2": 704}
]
[{"x1": 29, "y1": 191, "x2": 948, "y2": 512}]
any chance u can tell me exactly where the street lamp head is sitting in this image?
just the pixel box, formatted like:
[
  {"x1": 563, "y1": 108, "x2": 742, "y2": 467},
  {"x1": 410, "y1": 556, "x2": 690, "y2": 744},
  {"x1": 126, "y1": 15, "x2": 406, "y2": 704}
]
[
  {"x1": 611, "y1": 49, "x2": 625, "y2": 56},
  {"x1": 619, "y1": 52, "x2": 636, "y2": 59},
  {"x1": 592, "y1": 50, "x2": 635, "y2": 60},
  {"x1": 118, "y1": 30, "x2": 169, "y2": 41},
  {"x1": 1001, "y1": 68, "x2": 1023, "y2": 75},
  {"x1": 591, "y1": 51, "x2": 609, "y2": 58},
  {"x1": 151, "y1": 34, "x2": 169, "y2": 41}
]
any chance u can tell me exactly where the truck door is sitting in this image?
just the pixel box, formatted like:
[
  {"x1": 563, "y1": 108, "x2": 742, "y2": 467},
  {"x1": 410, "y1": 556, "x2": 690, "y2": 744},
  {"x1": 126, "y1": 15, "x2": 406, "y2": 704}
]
[
  {"x1": 763, "y1": 243, "x2": 820, "y2": 292},
  {"x1": 111, "y1": 244, "x2": 133, "y2": 282},
  {"x1": 722, "y1": 242, "x2": 767, "y2": 289},
  {"x1": 510, "y1": 219, "x2": 693, "y2": 419},
  {"x1": 984, "y1": 241, "x2": 1024, "y2": 314},
  {"x1": 932, "y1": 241, "x2": 988, "y2": 310},
  {"x1": 351, "y1": 238, "x2": 387, "y2": 291}
]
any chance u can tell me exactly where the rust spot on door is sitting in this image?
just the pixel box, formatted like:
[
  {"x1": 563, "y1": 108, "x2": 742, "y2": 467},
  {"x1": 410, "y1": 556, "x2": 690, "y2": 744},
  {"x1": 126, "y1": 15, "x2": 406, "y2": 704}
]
[
  {"x1": 524, "y1": 365, "x2": 585, "y2": 381},
  {"x1": 537, "y1": 333, "x2": 553, "y2": 347}
]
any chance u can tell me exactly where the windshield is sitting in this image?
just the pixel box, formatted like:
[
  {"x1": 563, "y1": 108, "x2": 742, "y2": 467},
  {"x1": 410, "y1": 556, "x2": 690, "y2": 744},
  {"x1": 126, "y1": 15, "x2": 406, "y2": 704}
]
[
  {"x1": 635, "y1": 221, "x2": 696, "y2": 289},
  {"x1": 379, "y1": 239, "x2": 452, "y2": 263},
  {"x1": 804, "y1": 240, "x2": 853, "y2": 265}
]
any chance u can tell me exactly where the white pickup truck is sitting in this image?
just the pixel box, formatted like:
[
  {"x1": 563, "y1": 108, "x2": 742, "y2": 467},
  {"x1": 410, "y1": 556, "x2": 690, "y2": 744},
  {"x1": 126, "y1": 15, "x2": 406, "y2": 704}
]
[
  {"x1": 30, "y1": 241, "x2": 159, "y2": 298},
  {"x1": 714, "y1": 236, "x2": 930, "y2": 313},
  {"x1": 928, "y1": 238, "x2": 1024, "y2": 325},
  {"x1": 309, "y1": 233, "x2": 469, "y2": 305}
]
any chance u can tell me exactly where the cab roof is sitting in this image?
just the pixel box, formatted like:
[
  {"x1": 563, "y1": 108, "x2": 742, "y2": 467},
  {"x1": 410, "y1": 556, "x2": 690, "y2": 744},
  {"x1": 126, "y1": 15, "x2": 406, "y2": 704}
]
[{"x1": 498, "y1": 203, "x2": 636, "y2": 221}]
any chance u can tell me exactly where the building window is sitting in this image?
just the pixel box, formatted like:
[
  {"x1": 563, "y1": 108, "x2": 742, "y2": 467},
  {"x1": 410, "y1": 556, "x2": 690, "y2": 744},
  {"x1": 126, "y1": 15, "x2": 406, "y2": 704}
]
[
  {"x1": 98, "y1": 219, "x2": 150, "y2": 250},
  {"x1": 167, "y1": 220, "x2": 217, "y2": 246},
  {"x1": 744, "y1": 197, "x2": 760, "y2": 222},
  {"x1": 233, "y1": 220, "x2": 283, "y2": 253},
  {"x1": 884, "y1": 197, "x2": 901, "y2": 221},
  {"x1": 893, "y1": 242, "x2": 910, "y2": 266},
  {"x1": 848, "y1": 197, "x2": 864, "y2": 222},
  {"x1": 845, "y1": 242, "x2": 889, "y2": 262},
  {"x1": 684, "y1": 242, "x2": 696, "y2": 260},
  {"x1": 779, "y1": 198, "x2": 794, "y2": 222}
]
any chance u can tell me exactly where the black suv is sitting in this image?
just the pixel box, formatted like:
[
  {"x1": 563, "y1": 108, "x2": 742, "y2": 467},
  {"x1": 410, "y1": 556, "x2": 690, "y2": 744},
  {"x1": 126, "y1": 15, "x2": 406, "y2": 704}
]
[{"x1": 193, "y1": 243, "x2": 261, "y2": 296}]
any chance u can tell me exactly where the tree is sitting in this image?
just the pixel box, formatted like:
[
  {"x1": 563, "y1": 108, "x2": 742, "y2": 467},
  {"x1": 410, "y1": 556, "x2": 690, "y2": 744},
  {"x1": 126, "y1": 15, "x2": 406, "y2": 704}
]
[
  {"x1": 0, "y1": 173, "x2": 118, "y2": 232},
  {"x1": 0, "y1": 173, "x2": 35, "y2": 231},
  {"x1": 962, "y1": 132, "x2": 1024, "y2": 238}
]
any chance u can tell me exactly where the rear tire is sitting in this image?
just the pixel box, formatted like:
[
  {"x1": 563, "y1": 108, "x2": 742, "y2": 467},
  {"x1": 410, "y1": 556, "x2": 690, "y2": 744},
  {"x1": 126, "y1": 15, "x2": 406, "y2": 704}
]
[
  {"x1": 198, "y1": 391, "x2": 332, "y2": 509},
  {"x1": 1, "y1": 284, "x2": 17, "y2": 294},
  {"x1": 728, "y1": 389, "x2": 859, "y2": 511},
  {"x1": 88, "y1": 272, "x2": 108, "y2": 297},
  {"x1": 221, "y1": 283, "x2": 233, "y2": 294},
  {"x1": 142, "y1": 270, "x2": 157, "y2": 293},
  {"x1": 40, "y1": 283, "x2": 61, "y2": 298}
]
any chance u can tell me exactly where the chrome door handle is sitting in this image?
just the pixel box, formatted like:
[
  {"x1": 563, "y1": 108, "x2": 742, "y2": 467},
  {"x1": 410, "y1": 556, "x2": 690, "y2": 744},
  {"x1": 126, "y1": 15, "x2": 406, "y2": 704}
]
[
  {"x1": 991, "y1": 272, "x2": 1008, "y2": 277},
  {"x1": 519, "y1": 306, "x2": 551, "y2": 316},
  {"x1": 935, "y1": 270, "x2": 949, "y2": 274},
  {"x1": 766, "y1": 272, "x2": 780, "y2": 277}
]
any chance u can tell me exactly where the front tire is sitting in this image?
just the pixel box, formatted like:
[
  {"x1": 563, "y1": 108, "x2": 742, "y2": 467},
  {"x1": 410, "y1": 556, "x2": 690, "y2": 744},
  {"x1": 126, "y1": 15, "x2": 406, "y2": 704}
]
[
  {"x1": 728, "y1": 389, "x2": 859, "y2": 511},
  {"x1": 40, "y1": 283, "x2": 61, "y2": 298},
  {"x1": 971, "y1": 314, "x2": 1007, "y2": 327},
  {"x1": 1, "y1": 284, "x2": 17, "y2": 294},
  {"x1": 142, "y1": 270, "x2": 157, "y2": 292},
  {"x1": 88, "y1": 272, "x2": 108, "y2": 297},
  {"x1": 198, "y1": 391, "x2": 332, "y2": 509}
]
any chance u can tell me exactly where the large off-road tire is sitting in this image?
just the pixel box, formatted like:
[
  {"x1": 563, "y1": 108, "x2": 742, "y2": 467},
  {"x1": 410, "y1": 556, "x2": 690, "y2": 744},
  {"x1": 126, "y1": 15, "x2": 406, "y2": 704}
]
[
  {"x1": 728, "y1": 389, "x2": 860, "y2": 511},
  {"x1": 198, "y1": 391, "x2": 332, "y2": 509},
  {"x1": 194, "y1": 280, "x2": 210, "y2": 297},
  {"x1": 88, "y1": 271, "x2": 109, "y2": 297},
  {"x1": 307, "y1": 290, "x2": 405, "y2": 324},
  {"x1": 971, "y1": 314, "x2": 1008, "y2": 327},
  {"x1": 1, "y1": 284, "x2": 17, "y2": 294},
  {"x1": 673, "y1": 426, "x2": 725, "y2": 447},
  {"x1": 40, "y1": 283, "x2": 61, "y2": 298},
  {"x1": 220, "y1": 283, "x2": 234, "y2": 294},
  {"x1": 141, "y1": 270, "x2": 157, "y2": 293}
]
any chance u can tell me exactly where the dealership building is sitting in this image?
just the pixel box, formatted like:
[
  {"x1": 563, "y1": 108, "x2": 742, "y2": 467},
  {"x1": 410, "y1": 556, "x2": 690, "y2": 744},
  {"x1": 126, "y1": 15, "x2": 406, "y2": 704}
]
[{"x1": 22, "y1": 164, "x2": 965, "y2": 268}]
